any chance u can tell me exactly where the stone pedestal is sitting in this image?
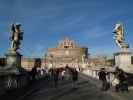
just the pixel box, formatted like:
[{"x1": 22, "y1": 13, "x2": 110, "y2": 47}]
[
  {"x1": 114, "y1": 51, "x2": 133, "y2": 73},
  {"x1": 5, "y1": 49, "x2": 22, "y2": 74}
]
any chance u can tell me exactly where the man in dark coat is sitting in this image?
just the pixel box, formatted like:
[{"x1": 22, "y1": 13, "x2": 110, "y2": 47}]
[
  {"x1": 31, "y1": 66, "x2": 37, "y2": 81},
  {"x1": 52, "y1": 69, "x2": 59, "y2": 88},
  {"x1": 71, "y1": 68, "x2": 78, "y2": 88},
  {"x1": 98, "y1": 68, "x2": 107, "y2": 91}
]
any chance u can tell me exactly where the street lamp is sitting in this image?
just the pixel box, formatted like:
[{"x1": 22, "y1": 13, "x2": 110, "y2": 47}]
[
  {"x1": 44, "y1": 53, "x2": 47, "y2": 68},
  {"x1": 82, "y1": 54, "x2": 85, "y2": 64},
  {"x1": 50, "y1": 54, "x2": 54, "y2": 69}
]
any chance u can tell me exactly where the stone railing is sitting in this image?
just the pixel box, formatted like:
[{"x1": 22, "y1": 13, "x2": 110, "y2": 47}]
[{"x1": 81, "y1": 67, "x2": 115, "y2": 83}]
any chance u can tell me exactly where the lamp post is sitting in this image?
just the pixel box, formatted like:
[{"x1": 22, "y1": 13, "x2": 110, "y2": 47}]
[
  {"x1": 44, "y1": 53, "x2": 47, "y2": 68},
  {"x1": 50, "y1": 54, "x2": 54, "y2": 69},
  {"x1": 82, "y1": 54, "x2": 85, "y2": 64}
]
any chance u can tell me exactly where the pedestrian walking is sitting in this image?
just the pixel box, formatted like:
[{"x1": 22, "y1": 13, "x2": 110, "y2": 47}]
[
  {"x1": 30, "y1": 66, "x2": 37, "y2": 81},
  {"x1": 71, "y1": 68, "x2": 78, "y2": 88},
  {"x1": 114, "y1": 67, "x2": 128, "y2": 92},
  {"x1": 65, "y1": 64, "x2": 71, "y2": 80},
  {"x1": 53, "y1": 69, "x2": 59, "y2": 88},
  {"x1": 61, "y1": 70, "x2": 65, "y2": 80},
  {"x1": 45, "y1": 67, "x2": 50, "y2": 81},
  {"x1": 98, "y1": 68, "x2": 108, "y2": 91}
]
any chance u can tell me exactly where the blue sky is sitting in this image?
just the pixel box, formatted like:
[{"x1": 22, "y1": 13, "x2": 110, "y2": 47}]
[{"x1": 0, "y1": 0, "x2": 133, "y2": 57}]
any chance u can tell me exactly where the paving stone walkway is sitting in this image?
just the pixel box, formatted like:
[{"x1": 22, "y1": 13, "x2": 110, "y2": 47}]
[{"x1": 1, "y1": 73, "x2": 133, "y2": 100}]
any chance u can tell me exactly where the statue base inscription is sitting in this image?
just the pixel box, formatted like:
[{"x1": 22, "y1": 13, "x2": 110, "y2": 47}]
[{"x1": 114, "y1": 51, "x2": 133, "y2": 73}]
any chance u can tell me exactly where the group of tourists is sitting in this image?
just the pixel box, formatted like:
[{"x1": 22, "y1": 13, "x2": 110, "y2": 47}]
[
  {"x1": 49, "y1": 64, "x2": 79, "y2": 88},
  {"x1": 30, "y1": 63, "x2": 129, "y2": 92},
  {"x1": 29, "y1": 64, "x2": 79, "y2": 88},
  {"x1": 65, "y1": 65, "x2": 78, "y2": 88},
  {"x1": 98, "y1": 67, "x2": 129, "y2": 92}
]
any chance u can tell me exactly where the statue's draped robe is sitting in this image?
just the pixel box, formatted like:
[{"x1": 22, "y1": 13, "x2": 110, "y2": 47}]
[{"x1": 113, "y1": 24, "x2": 129, "y2": 49}]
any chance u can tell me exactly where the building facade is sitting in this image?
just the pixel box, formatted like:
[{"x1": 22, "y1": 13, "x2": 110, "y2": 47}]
[{"x1": 47, "y1": 38, "x2": 88, "y2": 64}]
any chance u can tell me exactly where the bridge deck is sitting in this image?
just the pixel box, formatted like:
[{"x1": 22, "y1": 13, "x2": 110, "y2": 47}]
[{"x1": 0, "y1": 73, "x2": 133, "y2": 100}]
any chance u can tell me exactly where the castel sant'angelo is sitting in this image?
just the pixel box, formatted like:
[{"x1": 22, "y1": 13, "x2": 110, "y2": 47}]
[{"x1": 47, "y1": 37, "x2": 88, "y2": 63}]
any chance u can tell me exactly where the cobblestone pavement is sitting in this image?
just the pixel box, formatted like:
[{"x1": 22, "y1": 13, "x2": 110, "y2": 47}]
[{"x1": 0, "y1": 74, "x2": 133, "y2": 100}]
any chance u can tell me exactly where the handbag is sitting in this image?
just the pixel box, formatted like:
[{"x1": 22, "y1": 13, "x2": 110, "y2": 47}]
[{"x1": 112, "y1": 78, "x2": 120, "y2": 86}]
